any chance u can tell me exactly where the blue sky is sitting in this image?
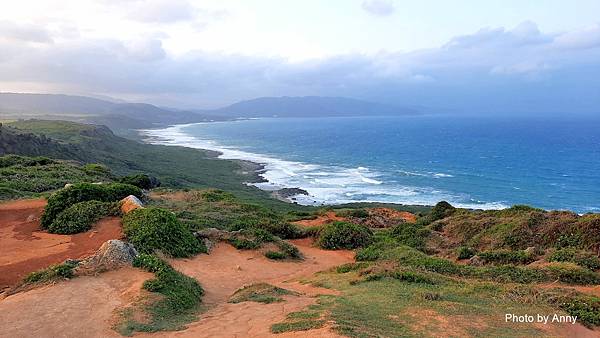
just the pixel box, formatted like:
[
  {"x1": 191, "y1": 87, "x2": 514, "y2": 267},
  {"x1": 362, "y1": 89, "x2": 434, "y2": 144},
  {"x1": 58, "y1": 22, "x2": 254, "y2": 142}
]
[{"x1": 0, "y1": 0, "x2": 599, "y2": 113}]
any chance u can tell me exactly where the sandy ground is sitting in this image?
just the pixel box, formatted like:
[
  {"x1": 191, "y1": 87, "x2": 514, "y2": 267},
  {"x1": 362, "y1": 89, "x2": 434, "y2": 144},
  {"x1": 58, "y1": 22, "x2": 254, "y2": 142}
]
[
  {"x1": 160, "y1": 238, "x2": 353, "y2": 338},
  {"x1": 0, "y1": 267, "x2": 152, "y2": 338},
  {"x1": 0, "y1": 236, "x2": 352, "y2": 338},
  {"x1": 0, "y1": 199, "x2": 124, "y2": 289}
]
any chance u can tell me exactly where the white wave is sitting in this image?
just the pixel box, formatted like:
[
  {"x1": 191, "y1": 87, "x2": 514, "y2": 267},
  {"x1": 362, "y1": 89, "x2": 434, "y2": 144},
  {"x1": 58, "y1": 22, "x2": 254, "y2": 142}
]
[{"x1": 139, "y1": 124, "x2": 506, "y2": 210}]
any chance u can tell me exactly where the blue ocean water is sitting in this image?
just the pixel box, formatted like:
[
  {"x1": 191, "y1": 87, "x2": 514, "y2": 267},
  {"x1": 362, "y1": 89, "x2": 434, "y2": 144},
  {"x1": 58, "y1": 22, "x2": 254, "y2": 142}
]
[{"x1": 144, "y1": 115, "x2": 600, "y2": 212}]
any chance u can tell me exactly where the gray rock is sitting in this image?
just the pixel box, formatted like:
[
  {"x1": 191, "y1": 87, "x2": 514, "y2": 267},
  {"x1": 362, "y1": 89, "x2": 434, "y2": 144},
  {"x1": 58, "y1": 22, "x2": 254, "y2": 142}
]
[
  {"x1": 468, "y1": 255, "x2": 484, "y2": 266},
  {"x1": 75, "y1": 240, "x2": 138, "y2": 275}
]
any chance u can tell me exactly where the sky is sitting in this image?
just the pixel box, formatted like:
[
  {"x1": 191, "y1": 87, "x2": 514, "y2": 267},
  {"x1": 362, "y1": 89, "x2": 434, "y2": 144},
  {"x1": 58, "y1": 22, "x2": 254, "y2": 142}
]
[{"x1": 0, "y1": 0, "x2": 599, "y2": 113}]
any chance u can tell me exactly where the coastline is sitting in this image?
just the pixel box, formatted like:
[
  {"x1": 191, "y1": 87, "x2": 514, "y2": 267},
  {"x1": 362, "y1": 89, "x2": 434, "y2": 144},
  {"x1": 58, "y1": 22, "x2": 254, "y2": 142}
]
[{"x1": 137, "y1": 122, "x2": 505, "y2": 210}]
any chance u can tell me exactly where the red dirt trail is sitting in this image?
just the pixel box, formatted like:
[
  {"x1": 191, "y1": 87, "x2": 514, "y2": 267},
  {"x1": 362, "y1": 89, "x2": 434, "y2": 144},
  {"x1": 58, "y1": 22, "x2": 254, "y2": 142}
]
[{"x1": 0, "y1": 199, "x2": 123, "y2": 289}]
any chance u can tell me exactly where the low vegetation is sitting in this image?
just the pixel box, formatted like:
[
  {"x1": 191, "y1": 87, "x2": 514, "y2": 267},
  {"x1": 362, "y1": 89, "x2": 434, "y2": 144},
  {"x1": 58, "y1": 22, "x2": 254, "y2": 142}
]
[
  {"x1": 22, "y1": 261, "x2": 77, "y2": 285},
  {"x1": 0, "y1": 154, "x2": 114, "y2": 200},
  {"x1": 41, "y1": 182, "x2": 142, "y2": 228},
  {"x1": 117, "y1": 254, "x2": 204, "y2": 335},
  {"x1": 317, "y1": 221, "x2": 373, "y2": 250},
  {"x1": 549, "y1": 248, "x2": 600, "y2": 270},
  {"x1": 229, "y1": 283, "x2": 296, "y2": 304},
  {"x1": 119, "y1": 174, "x2": 160, "y2": 190},
  {"x1": 227, "y1": 228, "x2": 301, "y2": 259},
  {"x1": 122, "y1": 208, "x2": 205, "y2": 257},
  {"x1": 48, "y1": 200, "x2": 120, "y2": 234}
]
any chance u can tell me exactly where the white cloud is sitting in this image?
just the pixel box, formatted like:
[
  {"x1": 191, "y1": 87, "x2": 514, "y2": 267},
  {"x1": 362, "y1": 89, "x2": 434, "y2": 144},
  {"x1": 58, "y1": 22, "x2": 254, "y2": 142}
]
[
  {"x1": 127, "y1": 0, "x2": 197, "y2": 23},
  {"x1": 361, "y1": 0, "x2": 395, "y2": 17},
  {"x1": 0, "y1": 20, "x2": 53, "y2": 43},
  {"x1": 0, "y1": 21, "x2": 599, "y2": 113}
]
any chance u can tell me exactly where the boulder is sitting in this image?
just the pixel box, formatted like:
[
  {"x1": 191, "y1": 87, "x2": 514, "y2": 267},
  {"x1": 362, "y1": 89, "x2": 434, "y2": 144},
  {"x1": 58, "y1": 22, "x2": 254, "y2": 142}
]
[
  {"x1": 524, "y1": 246, "x2": 537, "y2": 256},
  {"x1": 468, "y1": 255, "x2": 484, "y2": 266},
  {"x1": 120, "y1": 195, "x2": 144, "y2": 214},
  {"x1": 75, "y1": 240, "x2": 138, "y2": 275}
]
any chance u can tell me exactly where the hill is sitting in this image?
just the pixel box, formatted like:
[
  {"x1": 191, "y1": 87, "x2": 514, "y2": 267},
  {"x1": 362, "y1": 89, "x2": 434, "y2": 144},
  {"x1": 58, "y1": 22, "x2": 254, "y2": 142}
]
[
  {"x1": 0, "y1": 93, "x2": 226, "y2": 135},
  {"x1": 1, "y1": 94, "x2": 419, "y2": 133},
  {"x1": 208, "y1": 96, "x2": 418, "y2": 118},
  {"x1": 0, "y1": 119, "x2": 300, "y2": 210}
]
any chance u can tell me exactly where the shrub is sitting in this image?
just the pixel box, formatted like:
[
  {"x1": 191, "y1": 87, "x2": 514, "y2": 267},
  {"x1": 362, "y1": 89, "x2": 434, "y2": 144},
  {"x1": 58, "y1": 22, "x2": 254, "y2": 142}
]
[
  {"x1": 41, "y1": 182, "x2": 141, "y2": 228},
  {"x1": 83, "y1": 163, "x2": 111, "y2": 176},
  {"x1": 48, "y1": 200, "x2": 119, "y2": 234},
  {"x1": 123, "y1": 208, "x2": 204, "y2": 258},
  {"x1": 129, "y1": 254, "x2": 204, "y2": 333},
  {"x1": 356, "y1": 246, "x2": 382, "y2": 261},
  {"x1": 549, "y1": 248, "x2": 600, "y2": 270},
  {"x1": 200, "y1": 189, "x2": 235, "y2": 202},
  {"x1": 229, "y1": 237, "x2": 261, "y2": 250},
  {"x1": 560, "y1": 295, "x2": 600, "y2": 327},
  {"x1": 317, "y1": 222, "x2": 373, "y2": 250},
  {"x1": 419, "y1": 201, "x2": 456, "y2": 225},
  {"x1": 265, "y1": 251, "x2": 287, "y2": 260},
  {"x1": 457, "y1": 246, "x2": 476, "y2": 260},
  {"x1": 545, "y1": 263, "x2": 600, "y2": 285},
  {"x1": 23, "y1": 262, "x2": 76, "y2": 284},
  {"x1": 478, "y1": 249, "x2": 536, "y2": 265},
  {"x1": 390, "y1": 223, "x2": 430, "y2": 251},
  {"x1": 0, "y1": 155, "x2": 55, "y2": 168},
  {"x1": 348, "y1": 209, "x2": 370, "y2": 218},
  {"x1": 119, "y1": 174, "x2": 160, "y2": 190}
]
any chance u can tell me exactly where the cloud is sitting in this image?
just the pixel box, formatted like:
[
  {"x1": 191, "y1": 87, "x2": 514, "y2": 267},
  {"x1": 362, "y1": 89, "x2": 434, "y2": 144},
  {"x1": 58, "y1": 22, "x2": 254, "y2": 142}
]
[
  {"x1": 0, "y1": 20, "x2": 53, "y2": 43},
  {"x1": 361, "y1": 0, "x2": 395, "y2": 17},
  {"x1": 127, "y1": 0, "x2": 197, "y2": 23},
  {"x1": 0, "y1": 21, "x2": 599, "y2": 113},
  {"x1": 553, "y1": 24, "x2": 600, "y2": 50}
]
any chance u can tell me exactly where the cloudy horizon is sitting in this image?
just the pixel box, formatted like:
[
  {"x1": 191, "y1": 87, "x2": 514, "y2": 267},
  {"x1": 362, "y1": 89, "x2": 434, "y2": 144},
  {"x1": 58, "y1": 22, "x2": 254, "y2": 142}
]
[{"x1": 1, "y1": 0, "x2": 599, "y2": 114}]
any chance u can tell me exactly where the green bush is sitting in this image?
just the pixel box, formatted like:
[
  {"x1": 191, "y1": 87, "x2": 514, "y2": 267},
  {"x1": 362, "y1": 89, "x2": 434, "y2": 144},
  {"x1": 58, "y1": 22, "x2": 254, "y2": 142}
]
[
  {"x1": 123, "y1": 208, "x2": 204, "y2": 258},
  {"x1": 356, "y1": 246, "x2": 382, "y2": 261},
  {"x1": 229, "y1": 237, "x2": 261, "y2": 250},
  {"x1": 23, "y1": 262, "x2": 76, "y2": 284},
  {"x1": 549, "y1": 248, "x2": 600, "y2": 270},
  {"x1": 41, "y1": 182, "x2": 141, "y2": 228},
  {"x1": 478, "y1": 249, "x2": 536, "y2": 265},
  {"x1": 390, "y1": 223, "x2": 430, "y2": 251},
  {"x1": 265, "y1": 251, "x2": 287, "y2": 260},
  {"x1": 119, "y1": 174, "x2": 160, "y2": 190},
  {"x1": 348, "y1": 209, "x2": 370, "y2": 218},
  {"x1": 83, "y1": 163, "x2": 111, "y2": 176},
  {"x1": 560, "y1": 295, "x2": 600, "y2": 327},
  {"x1": 48, "y1": 200, "x2": 119, "y2": 234},
  {"x1": 419, "y1": 201, "x2": 455, "y2": 225},
  {"x1": 545, "y1": 263, "x2": 600, "y2": 285},
  {"x1": 457, "y1": 246, "x2": 476, "y2": 260},
  {"x1": 317, "y1": 222, "x2": 373, "y2": 250},
  {"x1": 128, "y1": 254, "x2": 204, "y2": 333},
  {"x1": 0, "y1": 155, "x2": 55, "y2": 168}
]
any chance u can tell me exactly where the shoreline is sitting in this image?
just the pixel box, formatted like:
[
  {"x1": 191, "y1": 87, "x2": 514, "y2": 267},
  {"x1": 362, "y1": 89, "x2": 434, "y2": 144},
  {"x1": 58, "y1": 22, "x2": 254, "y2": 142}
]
[{"x1": 136, "y1": 122, "x2": 505, "y2": 210}]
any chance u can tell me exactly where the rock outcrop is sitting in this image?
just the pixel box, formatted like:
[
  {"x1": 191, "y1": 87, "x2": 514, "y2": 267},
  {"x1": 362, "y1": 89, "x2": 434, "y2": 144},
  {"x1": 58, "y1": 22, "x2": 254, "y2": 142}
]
[
  {"x1": 75, "y1": 240, "x2": 138, "y2": 275},
  {"x1": 120, "y1": 195, "x2": 144, "y2": 214}
]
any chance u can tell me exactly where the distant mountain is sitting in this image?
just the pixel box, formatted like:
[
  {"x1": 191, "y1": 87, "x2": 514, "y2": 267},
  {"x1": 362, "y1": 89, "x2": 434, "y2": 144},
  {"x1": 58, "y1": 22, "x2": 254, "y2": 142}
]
[
  {"x1": 0, "y1": 93, "x2": 225, "y2": 134},
  {"x1": 208, "y1": 96, "x2": 418, "y2": 118},
  {"x1": 0, "y1": 93, "x2": 419, "y2": 134}
]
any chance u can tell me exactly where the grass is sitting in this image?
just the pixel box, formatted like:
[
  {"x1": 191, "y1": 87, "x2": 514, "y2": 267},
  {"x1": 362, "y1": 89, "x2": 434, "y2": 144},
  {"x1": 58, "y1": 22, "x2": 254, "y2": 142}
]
[
  {"x1": 0, "y1": 154, "x2": 115, "y2": 200},
  {"x1": 271, "y1": 320, "x2": 326, "y2": 333},
  {"x1": 229, "y1": 283, "x2": 296, "y2": 304},
  {"x1": 294, "y1": 268, "x2": 599, "y2": 337},
  {"x1": 116, "y1": 254, "x2": 204, "y2": 335},
  {"x1": 22, "y1": 262, "x2": 77, "y2": 285},
  {"x1": 3, "y1": 120, "x2": 313, "y2": 212}
]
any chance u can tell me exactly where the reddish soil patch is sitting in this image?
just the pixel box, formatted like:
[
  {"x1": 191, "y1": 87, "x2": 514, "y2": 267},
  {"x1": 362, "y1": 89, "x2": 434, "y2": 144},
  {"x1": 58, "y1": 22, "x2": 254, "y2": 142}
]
[
  {"x1": 293, "y1": 211, "x2": 345, "y2": 227},
  {"x1": 0, "y1": 267, "x2": 152, "y2": 338},
  {"x1": 0, "y1": 199, "x2": 124, "y2": 289},
  {"x1": 154, "y1": 238, "x2": 353, "y2": 338},
  {"x1": 369, "y1": 207, "x2": 417, "y2": 223}
]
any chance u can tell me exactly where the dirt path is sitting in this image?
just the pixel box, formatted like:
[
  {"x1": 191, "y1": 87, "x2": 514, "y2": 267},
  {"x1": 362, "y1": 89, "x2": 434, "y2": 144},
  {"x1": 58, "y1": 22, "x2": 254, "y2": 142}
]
[
  {"x1": 0, "y1": 199, "x2": 124, "y2": 289},
  {"x1": 0, "y1": 267, "x2": 152, "y2": 338},
  {"x1": 159, "y1": 238, "x2": 353, "y2": 338},
  {"x1": 0, "y1": 236, "x2": 352, "y2": 338}
]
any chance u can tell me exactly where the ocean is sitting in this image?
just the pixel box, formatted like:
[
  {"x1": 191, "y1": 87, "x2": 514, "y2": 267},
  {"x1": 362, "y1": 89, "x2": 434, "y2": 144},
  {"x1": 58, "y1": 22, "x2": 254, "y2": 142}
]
[{"x1": 142, "y1": 115, "x2": 600, "y2": 213}]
